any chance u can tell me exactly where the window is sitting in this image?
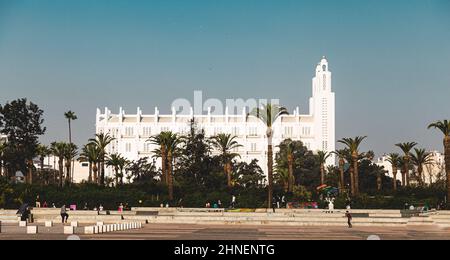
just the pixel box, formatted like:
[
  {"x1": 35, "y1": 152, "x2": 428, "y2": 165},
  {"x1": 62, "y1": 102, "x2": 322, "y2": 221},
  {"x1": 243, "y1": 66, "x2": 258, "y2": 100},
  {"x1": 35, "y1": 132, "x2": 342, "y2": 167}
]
[
  {"x1": 142, "y1": 127, "x2": 151, "y2": 137},
  {"x1": 143, "y1": 143, "x2": 152, "y2": 153},
  {"x1": 249, "y1": 127, "x2": 258, "y2": 137},
  {"x1": 81, "y1": 163, "x2": 89, "y2": 167},
  {"x1": 125, "y1": 127, "x2": 134, "y2": 137},
  {"x1": 232, "y1": 127, "x2": 240, "y2": 136},
  {"x1": 284, "y1": 126, "x2": 293, "y2": 137},
  {"x1": 126, "y1": 143, "x2": 132, "y2": 153},
  {"x1": 251, "y1": 143, "x2": 257, "y2": 152}
]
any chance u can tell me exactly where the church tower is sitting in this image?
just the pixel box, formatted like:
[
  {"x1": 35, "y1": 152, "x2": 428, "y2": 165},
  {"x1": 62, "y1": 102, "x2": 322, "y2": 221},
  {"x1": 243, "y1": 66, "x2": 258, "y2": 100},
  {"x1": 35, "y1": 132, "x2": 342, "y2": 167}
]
[{"x1": 310, "y1": 57, "x2": 336, "y2": 165}]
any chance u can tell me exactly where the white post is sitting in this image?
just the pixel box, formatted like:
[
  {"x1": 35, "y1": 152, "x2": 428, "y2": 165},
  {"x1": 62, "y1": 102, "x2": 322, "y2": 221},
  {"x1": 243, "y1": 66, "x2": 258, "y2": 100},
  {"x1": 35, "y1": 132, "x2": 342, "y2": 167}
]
[
  {"x1": 84, "y1": 226, "x2": 95, "y2": 234},
  {"x1": 19, "y1": 221, "x2": 27, "y2": 227},
  {"x1": 71, "y1": 221, "x2": 78, "y2": 228},
  {"x1": 27, "y1": 226, "x2": 38, "y2": 234},
  {"x1": 45, "y1": 221, "x2": 53, "y2": 227},
  {"x1": 64, "y1": 226, "x2": 75, "y2": 235}
]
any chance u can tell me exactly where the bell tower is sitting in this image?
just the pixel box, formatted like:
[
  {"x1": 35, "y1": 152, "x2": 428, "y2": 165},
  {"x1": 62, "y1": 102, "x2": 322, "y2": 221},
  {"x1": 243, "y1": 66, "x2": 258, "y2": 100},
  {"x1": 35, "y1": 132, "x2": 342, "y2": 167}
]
[{"x1": 310, "y1": 56, "x2": 336, "y2": 165}]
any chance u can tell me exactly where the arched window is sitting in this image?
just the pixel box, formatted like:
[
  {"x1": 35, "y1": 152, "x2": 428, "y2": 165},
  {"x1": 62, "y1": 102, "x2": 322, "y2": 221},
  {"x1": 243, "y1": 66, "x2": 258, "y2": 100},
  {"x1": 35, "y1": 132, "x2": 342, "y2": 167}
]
[{"x1": 322, "y1": 65, "x2": 327, "y2": 71}]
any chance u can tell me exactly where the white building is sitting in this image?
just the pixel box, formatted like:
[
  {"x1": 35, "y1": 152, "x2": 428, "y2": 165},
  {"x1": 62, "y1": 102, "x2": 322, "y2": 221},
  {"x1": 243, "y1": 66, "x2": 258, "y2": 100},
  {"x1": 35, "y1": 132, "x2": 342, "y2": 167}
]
[
  {"x1": 376, "y1": 151, "x2": 446, "y2": 185},
  {"x1": 96, "y1": 57, "x2": 336, "y2": 178}
]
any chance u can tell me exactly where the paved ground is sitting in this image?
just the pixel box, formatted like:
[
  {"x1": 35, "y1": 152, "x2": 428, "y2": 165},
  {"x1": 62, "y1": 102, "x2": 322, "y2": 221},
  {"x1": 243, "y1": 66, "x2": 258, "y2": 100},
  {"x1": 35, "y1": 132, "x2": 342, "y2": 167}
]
[{"x1": 1, "y1": 224, "x2": 450, "y2": 240}]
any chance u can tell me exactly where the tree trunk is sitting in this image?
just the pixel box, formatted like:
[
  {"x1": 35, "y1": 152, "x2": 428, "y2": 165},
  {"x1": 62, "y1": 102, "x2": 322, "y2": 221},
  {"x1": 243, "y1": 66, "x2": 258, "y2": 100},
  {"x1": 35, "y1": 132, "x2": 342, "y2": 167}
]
[
  {"x1": 418, "y1": 165, "x2": 424, "y2": 186},
  {"x1": 93, "y1": 163, "x2": 98, "y2": 184},
  {"x1": 27, "y1": 159, "x2": 33, "y2": 185},
  {"x1": 267, "y1": 142, "x2": 274, "y2": 208},
  {"x1": 405, "y1": 156, "x2": 410, "y2": 186},
  {"x1": 320, "y1": 164, "x2": 325, "y2": 185},
  {"x1": 167, "y1": 151, "x2": 174, "y2": 201},
  {"x1": 401, "y1": 169, "x2": 406, "y2": 187},
  {"x1": 349, "y1": 162, "x2": 355, "y2": 196},
  {"x1": 339, "y1": 159, "x2": 345, "y2": 191},
  {"x1": 377, "y1": 173, "x2": 382, "y2": 191},
  {"x1": 65, "y1": 160, "x2": 71, "y2": 184},
  {"x1": 392, "y1": 166, "x2": 398, "y2": 191},
  {"x1": 100, "y1": 160, "x2": 105, "y2": 185},
  {"x1": 353, "y1": 152, "x2": 359, "y2": 195},
  {"x1": 444, "y1": 136, "x2": 450, "y2": 208},
  {"x1": 161, "y1": 145, "x2": 167, "y2": 185},
  {"x1": 88, "y1": 163, "x2": 92, "y2": 183},
  {"x1": 58, "y1": 159, "x2": 64, "y2": 187},
  {"x1": 287, "y1": 153, "x2": 294, "y2": 193},
  {"x1": 225, "y1": 162, "x2": 232, "y2": 188}
]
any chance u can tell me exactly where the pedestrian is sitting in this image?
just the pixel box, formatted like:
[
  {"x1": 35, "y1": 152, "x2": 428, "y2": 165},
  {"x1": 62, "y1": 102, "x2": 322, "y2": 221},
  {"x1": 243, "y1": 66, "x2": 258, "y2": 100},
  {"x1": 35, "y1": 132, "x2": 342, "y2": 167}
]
[
  {"x1": 35, "y1": 195, "x2": 41, "y2": 208},
  {"x1": 281, "y1": 196, "x2": 286, "y2": 208},
  {"x1": 346, "y1": 211, "x2": 353, "y2": 228},
  {"x1": 60, "y1": 205, "x2": 69, "y2": 224},
  {"x1": 218, "y1": 200, "x2": 222, "y2": 208},
  {"x1": 43, "y1": 201, "x2": 48, "y2": 208},
  {"x1": 272, "y1": 197, "x2": 277, "y2": 213},
  {"x1": 231, "y1": 195, "x2": 236, "y2": 209},
  {"x1": 118, "y1": 203, "x2": 124, "y2": 212}
]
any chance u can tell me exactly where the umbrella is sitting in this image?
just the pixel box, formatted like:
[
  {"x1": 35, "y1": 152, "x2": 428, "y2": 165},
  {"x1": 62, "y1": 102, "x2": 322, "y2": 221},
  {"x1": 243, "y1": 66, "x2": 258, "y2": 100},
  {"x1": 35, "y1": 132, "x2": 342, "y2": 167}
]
[{"x1": 17, "y1": 203, "x2": 29, "y2": 215}]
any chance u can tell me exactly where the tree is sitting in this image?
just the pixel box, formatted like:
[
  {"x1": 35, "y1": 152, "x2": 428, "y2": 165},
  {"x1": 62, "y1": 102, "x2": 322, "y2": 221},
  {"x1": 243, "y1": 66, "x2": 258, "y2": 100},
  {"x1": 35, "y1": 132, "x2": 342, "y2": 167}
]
[
  {"x1": 165, "y1": 133, "x2": 182, "y2": 201},
  {"x1": 79, "y1": 144, "x2": 100, "y2": 183},
  {"x1": 64, "y1": 143, "x2": 78, "y2": 184},
  {"x1": 395, "y1": 142, "x2": 418, "y2": 187},
  {"x1": 0, "y1": 142, "x2": 6, "y2": 177},
  {"x1": 50, "y1": 142, "x2": 68, "y2": 187},
  {"x1": 338, "y1": 136, "x2": 367, "y2": 196},
  {"x1": 386, "y1": 153, "x2": 401, "y2": 191},
  {"x1": 332, "y1": 149, "x2": 349, "y2": 191},
  {"x1": 0, "y1": 99, "x2": 46, "y2": 182},
  {"x1": 149, "y1": 132, "x2": 173, "y2": 185},
  {"x1": 317, "y1": 151, "x2": 331, "y2": 186},
  {"x1": 211, "y1": 133, "x2": 242, "y2": 188},
  {"x1": 36, "y1": 144, "x2": 50, "y2": 183},
  {"x1": 106, "y1": 153, "x2": 126, "y2": 186},
  {"x1": 64, "y1": 111, "x2": 77, "y2": 180},
  {"x1": 89, "y1": 133, "x2": 115, "y2": 185},
  {"x1": 248, "y1": 103, "x2": 289, "y2": 207},
  {"x1": 411, "y1": 148, "x2": 434, "y2": 186},
  {"x1": 428, "y1": 120, "x2": 450, "y2": 207}
]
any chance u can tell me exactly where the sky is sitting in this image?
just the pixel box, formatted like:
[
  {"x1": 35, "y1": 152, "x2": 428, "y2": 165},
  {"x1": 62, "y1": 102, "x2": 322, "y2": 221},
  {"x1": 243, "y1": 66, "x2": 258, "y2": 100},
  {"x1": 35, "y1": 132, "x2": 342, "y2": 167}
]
[{"x1": 0, "y1": 0, "x2": 449, "y2": 156}]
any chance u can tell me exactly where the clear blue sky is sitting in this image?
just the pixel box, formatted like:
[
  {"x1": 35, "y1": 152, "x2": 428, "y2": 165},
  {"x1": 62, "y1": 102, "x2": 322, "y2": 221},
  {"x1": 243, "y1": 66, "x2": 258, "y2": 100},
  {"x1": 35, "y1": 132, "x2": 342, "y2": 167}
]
[{"x1": 0, "y1": 0, "x2": 449, "y2": 155}]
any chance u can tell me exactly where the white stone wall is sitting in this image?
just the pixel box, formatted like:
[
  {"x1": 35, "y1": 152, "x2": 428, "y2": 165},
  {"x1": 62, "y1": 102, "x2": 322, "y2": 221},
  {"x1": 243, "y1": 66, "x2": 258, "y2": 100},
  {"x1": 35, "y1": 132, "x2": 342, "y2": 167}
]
[{"x1": 96, "y1": 58, "x2": 336, "y2": 179}]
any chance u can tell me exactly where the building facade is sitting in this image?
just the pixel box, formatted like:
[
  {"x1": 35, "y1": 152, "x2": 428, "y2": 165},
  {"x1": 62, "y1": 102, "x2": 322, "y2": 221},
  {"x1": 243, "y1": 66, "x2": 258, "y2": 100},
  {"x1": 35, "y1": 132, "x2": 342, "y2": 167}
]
[{"x1": 96, "y1": 57, "x2": 336, "y2": 178}]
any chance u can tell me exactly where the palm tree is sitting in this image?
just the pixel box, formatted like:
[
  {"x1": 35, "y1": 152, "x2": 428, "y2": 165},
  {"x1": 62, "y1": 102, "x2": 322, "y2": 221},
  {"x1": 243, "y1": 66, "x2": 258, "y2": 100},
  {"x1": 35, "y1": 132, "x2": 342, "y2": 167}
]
[
  {"x1": 428, "y1": 120, "x2": 450, "y2": 207},
  {"x1": 274, "y1": 166, "x2": 290, "y2": 192},
  {"x1": 89, "y1": 133, "x2": 115, "y2": 185},
  {"x1": 36, "y1": 144, "x2": 50, "y2": 183},
  {"x1": 211, "y1": 133, "x2": 242, "y2": 188},
  {"x1": 386, "y1": 153, "x2": 401, "y2": 191},
  {"x1": 411, "y1": 148, "x2": 434, "y2": 186},
  {"x1": 50, "y1": 142, "x2": 68, "y2": 187},
  {"x1": 395, "y1": 142, "x2": 418, "y2": 187},
  {"x1": 333, "y1": 149, "x2": 349, "y2": 191},
  {"x1": 64, "y1": 143, "x2": 78, "y2": 184},
  {"x1": 79, "y1": 144, "x2": 100, "y2": 183},
  {"x1": 248, "y1": 103, "x2": 288, "y2": 207},
  {"x1": 149, "y1": 132, "x2": 173, "y2": 185},
  {"x1": 338, "y1": 136, "x2": 367, "y2": 196},
  {"x1": 106, "y1": 153, "x2": 127, "y2": 186},
  {"x1": 0, "y1": 143, "x2": 7, "y2": 177},
  {"x1": 285, "y1": 141, "x2": 296, "y2": 193},
  {"x1": 317, "y1": 151, "x2": 331, "y2": 185},
  {"x1": 165, "y1": 133, "x2": 182, "y2": 201},
  {"x1": 64, "y1": 111, "x2": 77, "y2": 179}
]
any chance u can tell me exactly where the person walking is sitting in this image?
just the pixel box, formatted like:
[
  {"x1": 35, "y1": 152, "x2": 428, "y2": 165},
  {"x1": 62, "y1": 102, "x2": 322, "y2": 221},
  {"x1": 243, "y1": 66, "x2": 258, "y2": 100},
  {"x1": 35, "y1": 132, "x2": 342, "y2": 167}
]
[
  {"x1": 272, "y1": 196, "x2": 277, "y2": 213},
  {"x1": 346, "y1": 211, "x2": 353, "y2": 228},
  {"x1": 231, "y1": 195, "x2": 236, "y2": 209},
  {"x1": 60, "y1": 205, "x2": 69, "y2": 224},
  {"x1": 35, "y1": 195, "x2": 41, "y2": 208}
]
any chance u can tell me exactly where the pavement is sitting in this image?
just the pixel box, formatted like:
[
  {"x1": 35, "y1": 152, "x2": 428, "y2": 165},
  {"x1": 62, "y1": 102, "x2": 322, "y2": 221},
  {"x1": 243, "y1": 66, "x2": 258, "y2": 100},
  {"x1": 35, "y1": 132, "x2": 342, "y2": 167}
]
[{"x1": 1, "y1": 224, "x2": 450, "y2": 240}]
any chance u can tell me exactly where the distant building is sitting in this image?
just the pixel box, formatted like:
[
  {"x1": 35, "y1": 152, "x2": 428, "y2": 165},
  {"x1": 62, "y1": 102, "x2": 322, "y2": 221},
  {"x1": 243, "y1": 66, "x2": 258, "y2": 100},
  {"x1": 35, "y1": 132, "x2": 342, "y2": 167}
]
[
  {"x1": 96, "y1": 57, "x2": 336, "y2": 179},
  {"x1": 33, "y1": 156, "x2": 89, "y2": 184},
  {"x1": 376, "y1": 151, "x2": 445, "y2": 185}
]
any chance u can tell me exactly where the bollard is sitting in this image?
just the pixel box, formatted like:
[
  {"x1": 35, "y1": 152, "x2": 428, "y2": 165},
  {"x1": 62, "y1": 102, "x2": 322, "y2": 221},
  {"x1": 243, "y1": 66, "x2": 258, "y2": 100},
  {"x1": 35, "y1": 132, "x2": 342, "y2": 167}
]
[
  {"x1": 71, "y1": 221, "x2": 78, "y2": 228},
  {"x1": 19, "y1": 221, "x2": 27, "y2": 227},
  {"x1": 45, "y1": 221, "x2": 53, "y2": 227},
  {"x1": 64, "y1": 226, "x2": 75, "y2": 235},
  {"x1": 96, "y1": 222, "x2": 104, "y2": 226},
  {"x1": 27, "y1": 226, "x2": 38, "y2": 234},
  {"x1": 84, "y1": 226, "x2": 95, "y2": 234}
]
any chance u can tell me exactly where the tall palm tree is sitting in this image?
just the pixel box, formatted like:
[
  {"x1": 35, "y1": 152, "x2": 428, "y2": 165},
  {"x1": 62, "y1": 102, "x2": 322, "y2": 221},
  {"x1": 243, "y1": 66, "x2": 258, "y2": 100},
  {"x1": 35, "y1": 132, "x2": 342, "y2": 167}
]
[
  {"x1": 248, "y1": 103, "x2": 289, "y2": 207},
  {"x1": 165, "y1": 133, "x2": 182, "y2": 201},
  {"x1": 50, "y1": 142, "x2": 68, "y2": 187},
  {"x1": 411, "y1": 148, "x2": 434, "y2": 186},
  {"x1": 106, "y1": 153, "x2": 127, "y2": 186},
  {"x1": 89, "y1": 133, "x2": 115, "y2": 185},
  {"x1": 36, "y1": 144, "x2": 50, "y2": 183},
  {"x1": 285, "y1": 142, "x2": 296, "y2": 193},
  {"x1": 317, "y1": 151, "x2": 331, "y2": 185},
  {"x1": 386, "y1": 153, "x2": 401, "y2": 191},
  {"x1": 149, "y1": 132, "x2": 173, "y2": 185},
  {"x1": 211, "y1": 133, "x2": 242, "y2": 188},
  {"x1": 64, "y1": 111, "x2": 77, "y2": 180},
  {"x1": 428, "y1": 120, "x2": 450, "y2": 207},
  {"x1": 395, "y1": 142, "x2": 418, "y2": 187},
  {"x1": 333, "y1": 149, "x2": 349, "y2": 191},
  {"x1": 79, "y1": 144, "x2": 100, "y2": 183},
  {"x1": 338, "y1": 136, "x2": 367, "y2": 196}
]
